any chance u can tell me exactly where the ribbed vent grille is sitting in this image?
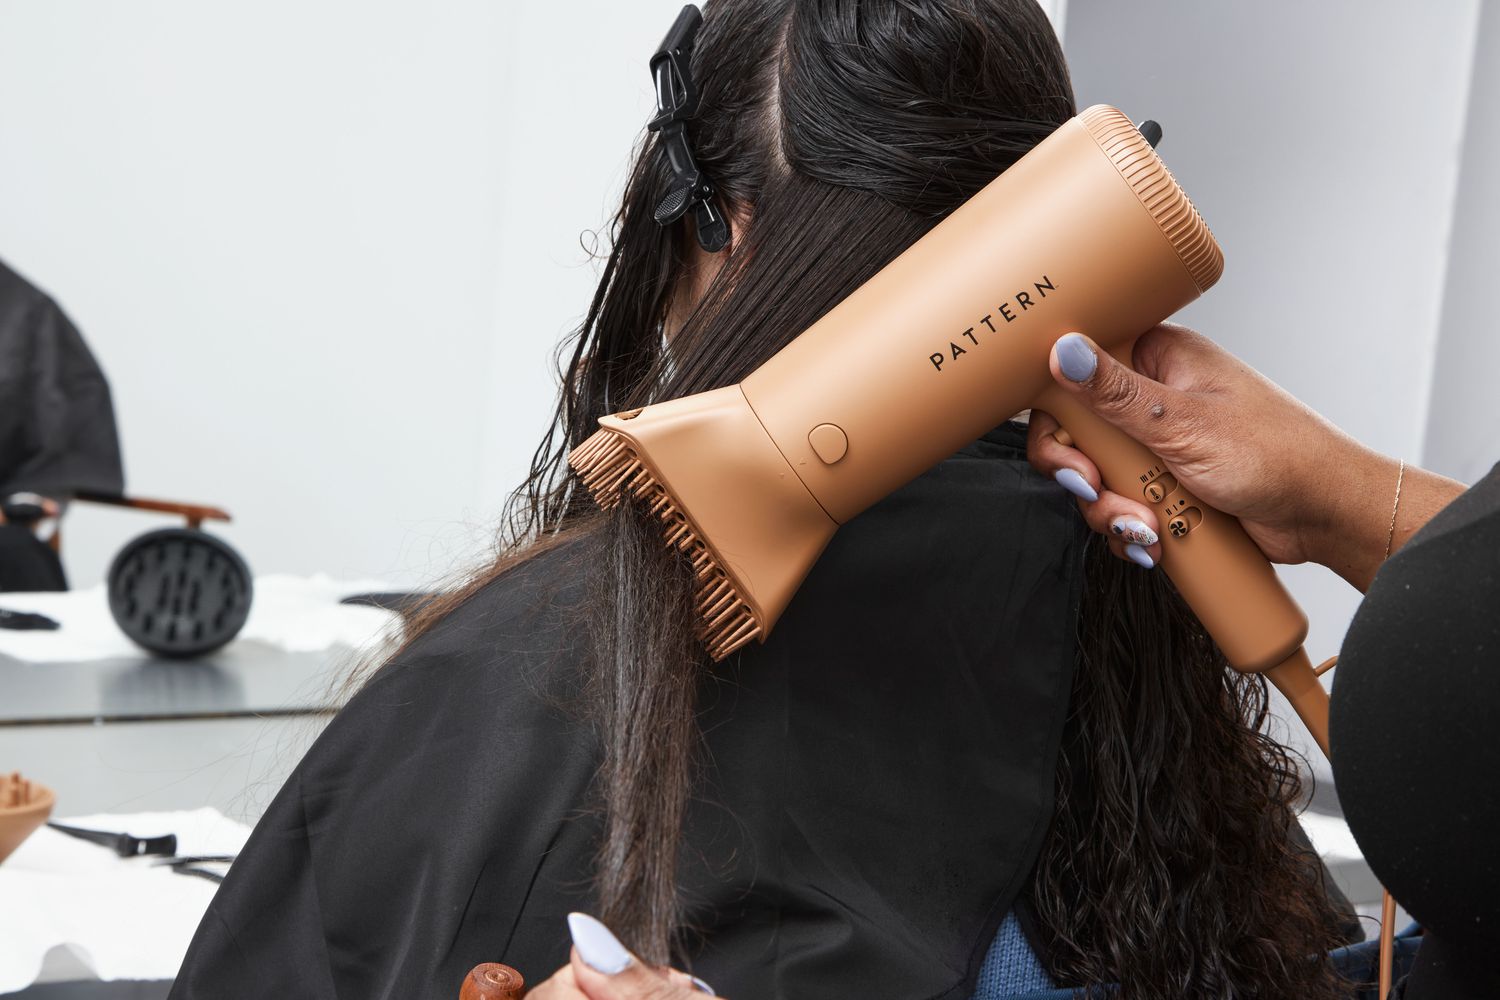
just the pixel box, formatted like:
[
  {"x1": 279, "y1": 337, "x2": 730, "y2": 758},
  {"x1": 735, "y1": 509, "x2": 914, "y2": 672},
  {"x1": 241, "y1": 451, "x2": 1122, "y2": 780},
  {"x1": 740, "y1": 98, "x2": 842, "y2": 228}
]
[
  {"x1": 1080, "y1": 106, "x2": 1224, "y2": 293},
  {"x1": 569, "y1": 427, "x2": 761, "y2": 660}
]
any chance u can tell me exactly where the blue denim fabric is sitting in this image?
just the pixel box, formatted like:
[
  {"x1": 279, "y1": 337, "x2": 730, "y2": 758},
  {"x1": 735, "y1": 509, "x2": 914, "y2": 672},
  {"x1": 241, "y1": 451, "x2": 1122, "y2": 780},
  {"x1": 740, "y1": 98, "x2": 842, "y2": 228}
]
[{"x1": 1329, "y1": 924, "x2": 1424, "y2": 1000}]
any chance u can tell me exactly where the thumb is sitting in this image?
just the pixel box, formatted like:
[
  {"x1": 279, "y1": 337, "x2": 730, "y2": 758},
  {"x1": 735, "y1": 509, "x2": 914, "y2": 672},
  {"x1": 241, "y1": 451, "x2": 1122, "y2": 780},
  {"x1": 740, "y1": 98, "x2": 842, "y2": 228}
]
[
  {"x1": 567, "y1": 913, "x2": 704, "y2": 999},
  {"x1": 1049, "y1": 332, "x2": 1194, "y2": 452}
]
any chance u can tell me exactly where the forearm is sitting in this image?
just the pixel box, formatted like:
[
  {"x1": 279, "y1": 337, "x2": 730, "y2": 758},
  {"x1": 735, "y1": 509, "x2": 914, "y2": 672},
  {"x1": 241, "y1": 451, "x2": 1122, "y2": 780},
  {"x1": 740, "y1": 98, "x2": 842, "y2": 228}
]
[{"x1": 1310, "y1": 448, "x2": 1467, "y2": 593}]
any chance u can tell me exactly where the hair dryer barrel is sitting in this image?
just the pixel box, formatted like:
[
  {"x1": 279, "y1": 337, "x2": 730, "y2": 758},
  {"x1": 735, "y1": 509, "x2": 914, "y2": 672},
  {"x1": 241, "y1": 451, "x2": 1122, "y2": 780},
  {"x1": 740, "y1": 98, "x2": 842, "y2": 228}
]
[
  {"x1": 571, "y1": 105, "x2": 1310, "y2": 674},
  {"x1": 741, "y1": 106, "x2": 1215, "y2": 523}
]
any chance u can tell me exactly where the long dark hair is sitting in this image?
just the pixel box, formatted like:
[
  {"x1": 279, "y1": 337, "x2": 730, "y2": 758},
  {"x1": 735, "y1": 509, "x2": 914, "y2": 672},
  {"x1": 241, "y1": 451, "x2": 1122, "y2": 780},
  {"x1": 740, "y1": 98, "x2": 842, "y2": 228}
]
[{"x1": 397, "y1": 1, "x2": 1346, "y2": 994}]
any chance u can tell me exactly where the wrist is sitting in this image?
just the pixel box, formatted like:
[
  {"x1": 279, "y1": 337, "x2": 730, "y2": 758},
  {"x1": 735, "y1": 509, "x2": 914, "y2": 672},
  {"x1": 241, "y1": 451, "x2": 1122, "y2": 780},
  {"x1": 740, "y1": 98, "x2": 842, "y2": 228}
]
[
  {"x1": 1387, "y1": 465, "x2": 1468, "y2": 557},
  {"x1": 1299, "y1": 441, "x2": 1399, "y2": 591}
]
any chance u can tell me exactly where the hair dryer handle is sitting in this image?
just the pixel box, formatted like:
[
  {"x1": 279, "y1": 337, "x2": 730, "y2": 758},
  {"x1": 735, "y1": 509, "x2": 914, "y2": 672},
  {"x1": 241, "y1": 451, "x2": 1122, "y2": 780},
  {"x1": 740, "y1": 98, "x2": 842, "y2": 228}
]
[
  {"x1": 1035, "y1": 351, "x2": 1331, "y2": 757},
  {"x1": 1034, "y1": 352, "x2": 1308, "y2": 675}
]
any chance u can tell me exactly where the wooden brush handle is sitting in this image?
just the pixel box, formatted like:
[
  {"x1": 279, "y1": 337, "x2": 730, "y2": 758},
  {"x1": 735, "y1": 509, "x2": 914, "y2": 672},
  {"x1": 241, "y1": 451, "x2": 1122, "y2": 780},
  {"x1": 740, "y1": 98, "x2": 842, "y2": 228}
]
[{"x1": 460, "y1": 963, "x2": 526, "y2": 1000}]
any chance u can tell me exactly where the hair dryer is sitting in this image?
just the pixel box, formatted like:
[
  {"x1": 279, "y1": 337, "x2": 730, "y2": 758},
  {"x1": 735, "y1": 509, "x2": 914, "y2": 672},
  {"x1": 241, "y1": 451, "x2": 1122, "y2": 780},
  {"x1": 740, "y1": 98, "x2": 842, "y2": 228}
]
[{"x1": 569, "y1": 105, "x2": 1330, "y2": 756}]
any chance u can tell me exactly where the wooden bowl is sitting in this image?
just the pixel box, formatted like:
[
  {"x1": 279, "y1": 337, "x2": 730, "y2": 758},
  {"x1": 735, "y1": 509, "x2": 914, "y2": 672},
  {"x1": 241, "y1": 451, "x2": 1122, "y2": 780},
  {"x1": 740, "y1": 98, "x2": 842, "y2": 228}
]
[{"x1": 0, "y1": 772, "x2": 55, "y2": 864}]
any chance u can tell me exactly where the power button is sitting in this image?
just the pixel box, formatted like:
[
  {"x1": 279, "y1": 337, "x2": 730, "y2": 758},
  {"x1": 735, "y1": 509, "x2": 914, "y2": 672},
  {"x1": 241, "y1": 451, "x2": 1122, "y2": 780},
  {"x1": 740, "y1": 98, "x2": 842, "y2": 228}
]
[
  {"x1": 808, "y1": 423, "x2": 849, "y2": 464},
  {"x1": 1144, "y1": 473, "x2": 1178, "y2": 504}
]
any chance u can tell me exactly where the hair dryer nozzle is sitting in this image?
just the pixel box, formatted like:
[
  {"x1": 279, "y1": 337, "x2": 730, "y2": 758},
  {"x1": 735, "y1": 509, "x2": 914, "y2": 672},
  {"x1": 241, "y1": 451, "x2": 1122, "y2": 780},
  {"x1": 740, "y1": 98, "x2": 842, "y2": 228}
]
[{"x1": 569, "y1": 386, "x2": 838, "y2": 659}]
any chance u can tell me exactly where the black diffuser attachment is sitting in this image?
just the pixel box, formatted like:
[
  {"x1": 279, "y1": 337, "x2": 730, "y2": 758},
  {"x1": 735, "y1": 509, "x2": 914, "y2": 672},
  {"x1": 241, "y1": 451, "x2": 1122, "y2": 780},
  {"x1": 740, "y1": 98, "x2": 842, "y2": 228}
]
[{"x1": 106, "y1": 528, "x2": 253, "y2": 657}]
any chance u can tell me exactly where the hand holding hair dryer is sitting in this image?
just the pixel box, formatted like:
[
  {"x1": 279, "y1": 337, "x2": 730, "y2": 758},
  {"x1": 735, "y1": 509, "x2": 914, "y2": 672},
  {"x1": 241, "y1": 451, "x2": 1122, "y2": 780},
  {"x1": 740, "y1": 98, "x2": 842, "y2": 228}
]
[{"x1": 569, "y1": 105, "x2": 1331, "y2": 757}]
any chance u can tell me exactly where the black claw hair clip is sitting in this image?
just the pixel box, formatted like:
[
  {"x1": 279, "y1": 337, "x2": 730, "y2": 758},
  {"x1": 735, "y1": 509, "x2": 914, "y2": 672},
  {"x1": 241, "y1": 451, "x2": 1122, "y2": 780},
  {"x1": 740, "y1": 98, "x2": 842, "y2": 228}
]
[{"x1": 648, "y1": 5, "x2": 730, "y2": 253}]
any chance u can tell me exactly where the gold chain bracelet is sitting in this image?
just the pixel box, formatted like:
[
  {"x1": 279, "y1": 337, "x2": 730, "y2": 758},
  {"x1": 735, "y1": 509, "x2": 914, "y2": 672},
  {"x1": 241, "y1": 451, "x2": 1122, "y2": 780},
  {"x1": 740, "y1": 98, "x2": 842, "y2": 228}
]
[{"x1": 1384, "y1": 459, "x2": 1406, "y2": 560}]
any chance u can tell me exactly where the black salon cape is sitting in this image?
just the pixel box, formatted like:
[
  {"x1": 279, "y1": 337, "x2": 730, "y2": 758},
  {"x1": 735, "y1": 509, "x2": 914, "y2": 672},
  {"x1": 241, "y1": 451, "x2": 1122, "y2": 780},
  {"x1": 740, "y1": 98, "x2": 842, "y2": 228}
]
[
  {"x1": 170, "y1": 422, "x2": 1086, "y2": 1000},
  {"x1": 0, "y1": 258, "x2": 124, "y2": 499}
]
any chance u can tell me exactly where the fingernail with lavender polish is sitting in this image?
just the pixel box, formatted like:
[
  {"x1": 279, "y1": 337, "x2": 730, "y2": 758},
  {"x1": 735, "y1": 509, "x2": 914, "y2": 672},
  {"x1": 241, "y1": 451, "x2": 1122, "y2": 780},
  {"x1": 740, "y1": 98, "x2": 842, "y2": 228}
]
[
  {"x1": 1111, "y1": 517, "x2": 1159, "y2": 547},
  {"x1": 1055, "y1": 333, "x2": 1098, "y2": 383},
  {"x1": 568, "y1": 913, "x2": 633, "y2": 975},
  {"x1": 1125, "y1": 543, "x2": 1156, "y2": 569},
  {"x1": 1054, "y1": 467, "x2": 1098, "y2": 502}
]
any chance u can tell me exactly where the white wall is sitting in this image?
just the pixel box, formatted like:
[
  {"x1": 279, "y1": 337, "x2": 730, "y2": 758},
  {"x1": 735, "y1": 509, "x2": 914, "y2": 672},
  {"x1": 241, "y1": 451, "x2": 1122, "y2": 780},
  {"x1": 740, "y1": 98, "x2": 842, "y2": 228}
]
[
  {"x1": 1424, "y1": 1, "x2": 1500, "y2": 485},
  {"x1": 475, "y1": 2, "x2": 689, "y2": 523},
  {"x1": 0, "y1": 0, "x2": 681, "y2": 589}
]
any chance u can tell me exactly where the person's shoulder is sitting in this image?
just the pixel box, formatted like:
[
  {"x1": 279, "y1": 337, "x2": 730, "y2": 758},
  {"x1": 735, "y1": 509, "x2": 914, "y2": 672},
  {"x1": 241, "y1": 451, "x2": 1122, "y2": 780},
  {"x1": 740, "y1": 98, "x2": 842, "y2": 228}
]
[
  {"x1": 0, "y1": 257, "x2": 86, "y2": 353},
  {"x1": 296, "y1": 534, "x2": 592, "y2": 786},
  {"x1": 368, "y1": 533, "x2": 592, "y2": 692},
  {"x1": 0, "y1": 258, "x2": 60, "y2": 314}
]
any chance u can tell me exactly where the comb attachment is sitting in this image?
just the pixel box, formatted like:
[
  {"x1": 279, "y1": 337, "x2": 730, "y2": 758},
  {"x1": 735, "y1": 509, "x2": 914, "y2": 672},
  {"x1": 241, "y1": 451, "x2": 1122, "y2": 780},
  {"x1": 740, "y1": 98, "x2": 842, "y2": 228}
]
[{"x1": 570, "y1": 427, "x2": 761, "y2": 659}]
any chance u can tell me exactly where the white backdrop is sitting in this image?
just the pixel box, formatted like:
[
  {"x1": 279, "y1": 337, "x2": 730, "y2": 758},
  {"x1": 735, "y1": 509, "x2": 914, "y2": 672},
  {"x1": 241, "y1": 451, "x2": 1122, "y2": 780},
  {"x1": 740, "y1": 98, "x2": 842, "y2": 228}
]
[
  {"x1": 2, "y1": 2, "x2": 1494, "y2": 741},
  {"x1": 0, "y1": 0, "x2": 685, "y2": 589}
]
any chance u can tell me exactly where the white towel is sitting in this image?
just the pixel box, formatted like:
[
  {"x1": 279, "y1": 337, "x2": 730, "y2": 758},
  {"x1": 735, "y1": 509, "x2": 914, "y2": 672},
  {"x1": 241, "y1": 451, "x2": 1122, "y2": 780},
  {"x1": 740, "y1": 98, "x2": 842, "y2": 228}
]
[
  {"x1": 0, "y1": 808, "x2": 252, "y2": 991},
  {"x1": 0, "y1": 574, "x2": 400, "y2": 663}
]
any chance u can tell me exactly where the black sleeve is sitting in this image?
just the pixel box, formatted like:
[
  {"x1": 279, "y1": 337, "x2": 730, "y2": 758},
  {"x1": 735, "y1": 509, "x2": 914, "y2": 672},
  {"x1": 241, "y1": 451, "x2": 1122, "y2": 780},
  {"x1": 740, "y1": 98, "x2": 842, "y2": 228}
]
[{"x1": 1331, "y1": 461, "x2": 1500, "y2": 997}]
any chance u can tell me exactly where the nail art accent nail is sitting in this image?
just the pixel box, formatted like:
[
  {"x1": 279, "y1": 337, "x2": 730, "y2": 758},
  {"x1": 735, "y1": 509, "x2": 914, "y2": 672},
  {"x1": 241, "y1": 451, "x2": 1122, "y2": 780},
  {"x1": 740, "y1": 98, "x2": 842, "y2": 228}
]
[
  {"x1": 1054, "y1": 467, "x2": 1098, "y2": 502},
  {"x1": 568, "y1": 912, "x2": 633, "y2": 975},
  {"x1": 1125, "y1": 543, "x2": 1156, "y2": 568},
  {"x1": 1056, "y1": 333, "x2": 1098, "y2": 382},
  {"x1": 1112, "y1": 517, "x2": 1159, "y2": 547}
]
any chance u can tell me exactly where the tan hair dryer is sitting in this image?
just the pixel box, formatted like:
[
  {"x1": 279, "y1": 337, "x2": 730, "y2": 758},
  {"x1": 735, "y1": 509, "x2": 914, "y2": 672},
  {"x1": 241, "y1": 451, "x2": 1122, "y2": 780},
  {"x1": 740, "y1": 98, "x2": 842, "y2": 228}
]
[{"x1": 570, "y1": 105, "x2": 1330, "y2": 756}]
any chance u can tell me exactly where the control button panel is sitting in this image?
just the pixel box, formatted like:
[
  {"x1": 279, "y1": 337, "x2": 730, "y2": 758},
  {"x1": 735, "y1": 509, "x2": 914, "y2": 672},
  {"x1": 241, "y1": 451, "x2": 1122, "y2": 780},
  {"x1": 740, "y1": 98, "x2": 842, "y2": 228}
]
[
  {"x1": 1143, "y1": 473, "x2": 1178, "y2": 504},
  {"x1": 1167, "y1": 506, "x2": 1202, "y2": 538},
  {"x1": 808, "y1": 423, "x2": 849, "y2": 464}
]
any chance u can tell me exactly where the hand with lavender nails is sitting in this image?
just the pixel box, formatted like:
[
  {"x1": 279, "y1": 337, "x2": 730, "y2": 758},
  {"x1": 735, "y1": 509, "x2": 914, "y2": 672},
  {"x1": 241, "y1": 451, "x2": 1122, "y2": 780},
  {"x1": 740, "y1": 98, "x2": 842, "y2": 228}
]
[
  {"x1": 1027, "y1": 324, "x2": 1465, "y2": 590},
  {"x1": 1034, "y1": 336, "x2": 1164, "y2": 569},
  {"x1": 527, "y1": 913, "x2": 719, "y2": 999}
]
